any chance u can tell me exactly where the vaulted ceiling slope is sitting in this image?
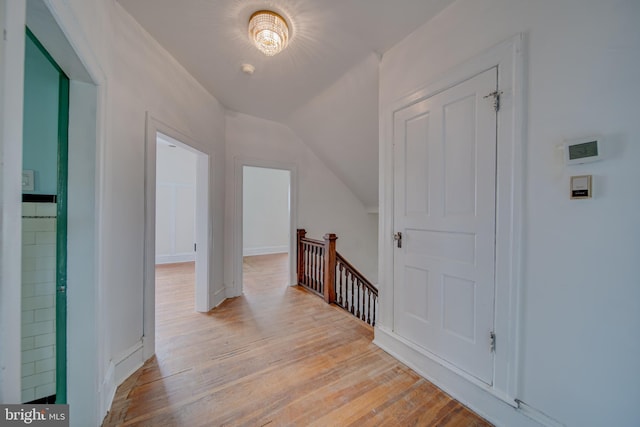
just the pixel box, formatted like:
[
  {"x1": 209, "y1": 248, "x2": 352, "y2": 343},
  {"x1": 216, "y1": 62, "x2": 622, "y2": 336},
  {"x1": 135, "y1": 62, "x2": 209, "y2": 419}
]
[{"x1": 117, "y1": 0, "x2": 455, "y2": 208}]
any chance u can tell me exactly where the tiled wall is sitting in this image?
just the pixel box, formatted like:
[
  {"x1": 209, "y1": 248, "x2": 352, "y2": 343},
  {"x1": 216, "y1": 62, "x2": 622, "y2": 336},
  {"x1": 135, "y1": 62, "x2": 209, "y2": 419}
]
[{"x1": 21, "y1": 202, "x2": 57, "y2": 402}]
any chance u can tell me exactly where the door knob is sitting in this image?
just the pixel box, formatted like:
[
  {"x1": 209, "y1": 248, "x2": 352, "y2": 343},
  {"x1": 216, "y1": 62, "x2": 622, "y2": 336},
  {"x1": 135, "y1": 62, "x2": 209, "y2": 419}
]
[{"x1": 394, "y1": 232, "x2": 402, "y2": 248}]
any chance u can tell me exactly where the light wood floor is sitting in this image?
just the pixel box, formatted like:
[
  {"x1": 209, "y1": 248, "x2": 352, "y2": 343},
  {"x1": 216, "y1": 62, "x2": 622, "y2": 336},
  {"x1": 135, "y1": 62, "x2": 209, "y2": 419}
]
[{"x1": 102, "y1": 254, "x2": 491, "y2": 426}]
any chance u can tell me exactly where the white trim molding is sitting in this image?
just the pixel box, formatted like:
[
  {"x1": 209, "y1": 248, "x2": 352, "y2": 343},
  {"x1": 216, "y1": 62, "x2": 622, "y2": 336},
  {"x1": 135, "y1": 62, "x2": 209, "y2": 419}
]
[
  {"x1": 377, "y1": 33, "x2": 528, "y2": 425},
  {"x1": 155, "y1": 253, "x2": 196, "y2": 264},
  {"x1": 243, "y1": 246, "x2": 289, "y2": 257}
]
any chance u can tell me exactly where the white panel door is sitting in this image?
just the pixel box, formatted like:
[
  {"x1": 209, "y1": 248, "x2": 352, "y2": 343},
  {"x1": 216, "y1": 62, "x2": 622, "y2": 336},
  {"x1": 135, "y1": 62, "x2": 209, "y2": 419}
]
[{"x1": 393, "y1": 67, "x2": 498, "y2": 385}]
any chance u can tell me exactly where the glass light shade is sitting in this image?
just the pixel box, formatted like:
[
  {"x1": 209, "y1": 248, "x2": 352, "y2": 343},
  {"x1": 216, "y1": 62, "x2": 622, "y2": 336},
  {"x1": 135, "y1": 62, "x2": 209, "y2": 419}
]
[{"x1": 248, "y1": 10, "x2": 289, "y2": 56}]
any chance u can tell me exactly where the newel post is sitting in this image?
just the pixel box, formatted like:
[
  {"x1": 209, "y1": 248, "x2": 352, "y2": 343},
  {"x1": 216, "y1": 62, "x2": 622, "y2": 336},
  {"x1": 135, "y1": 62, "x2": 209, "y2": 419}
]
[
  {"x1": 323, "y1": 233, "x2": 338, "y2": 304},
  {"x1": 296, "y1": 229, "x2": 306, "y2": 285}
]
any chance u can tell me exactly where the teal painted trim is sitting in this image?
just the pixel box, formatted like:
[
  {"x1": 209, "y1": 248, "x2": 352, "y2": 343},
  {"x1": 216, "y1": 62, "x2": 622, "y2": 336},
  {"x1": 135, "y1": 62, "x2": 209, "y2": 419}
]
[
  {"x1": 25, "y1": 27, "x2": 68, "y2": 78},
  {"x1": 55, "y1": 69, "x2": 70, "y2": 405}
]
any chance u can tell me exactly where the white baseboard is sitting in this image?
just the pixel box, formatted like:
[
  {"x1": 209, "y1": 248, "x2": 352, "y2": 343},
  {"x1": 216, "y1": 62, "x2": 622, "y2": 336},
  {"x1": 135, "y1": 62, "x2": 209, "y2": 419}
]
[
  {"x1": 113, "y1": 340, "x2": 145, "y2": 386},
  {"x1": 242, "y1": 246, "x2": 288, "y2": 256},
  {"x1": 100, "y1": 340, "x2": 147, "y2": 425},
  {"x1": 374, "y1": 327, "x2": 548, "y2": 427},
  {"x1": 517, "y1": 401, "x2": 565, "y2": 427},
  {"x1": 99, "y1": 362, "x2": 116, "y2": 425},
  {"x1": 155, "y1": 253, "x2": 195, "y2": 264},
  {"x1": 212, "y1": 287, "x2": 226, "y2": 309}
]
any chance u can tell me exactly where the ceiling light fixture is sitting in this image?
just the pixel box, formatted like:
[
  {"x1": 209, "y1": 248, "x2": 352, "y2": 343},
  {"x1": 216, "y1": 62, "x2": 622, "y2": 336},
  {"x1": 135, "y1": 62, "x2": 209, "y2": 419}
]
[{"x1": 248, "y1": 10, "x2": 289, "y2": 56}]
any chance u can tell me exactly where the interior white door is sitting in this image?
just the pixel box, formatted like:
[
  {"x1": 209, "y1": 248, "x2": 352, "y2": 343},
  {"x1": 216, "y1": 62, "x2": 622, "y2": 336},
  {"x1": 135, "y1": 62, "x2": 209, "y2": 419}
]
[{"x1": 393, "y1": 67, "x2": 498, "y2": 385}]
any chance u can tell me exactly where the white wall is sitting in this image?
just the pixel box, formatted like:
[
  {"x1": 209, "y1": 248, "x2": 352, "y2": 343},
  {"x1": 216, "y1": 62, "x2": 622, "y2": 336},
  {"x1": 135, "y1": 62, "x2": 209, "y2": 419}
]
[
  {"x1": 286, "y1": 54, "x2": 380, "y2": 211},
  {"x1": 0, "y1": 0, "x2": 26, "y2": 404},
  {"x1": 226, "y1": 112, "x2": 378, "y2": 291},
  {"x1": 242, "y1": 166, "x2": 289, "y2": 256},
  {"x1": 379, "y1": 1, "x2": 640, "y2": 426},
  {"x1": 20, "y1": 1, "x2": 227, "y2": 425},
  {"x1": 155, "y1": 141, "x2": 197, "y2": 264}
]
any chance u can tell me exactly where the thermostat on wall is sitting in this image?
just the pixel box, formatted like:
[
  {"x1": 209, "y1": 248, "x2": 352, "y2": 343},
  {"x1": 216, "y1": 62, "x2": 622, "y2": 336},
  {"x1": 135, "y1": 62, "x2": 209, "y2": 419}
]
[{"x1": 564, "y1": 137, "x2": 602, "y2": 165}]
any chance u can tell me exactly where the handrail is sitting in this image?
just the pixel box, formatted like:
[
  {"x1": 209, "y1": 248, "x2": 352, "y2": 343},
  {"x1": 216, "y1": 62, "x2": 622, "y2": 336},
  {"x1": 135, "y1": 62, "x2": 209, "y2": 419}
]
[
  {"x1": 336, "y1": 253, "x2": 377, "y2": 296},
  {"x1": 297, "y1": 229, "x2": 377, "y2": 326}
]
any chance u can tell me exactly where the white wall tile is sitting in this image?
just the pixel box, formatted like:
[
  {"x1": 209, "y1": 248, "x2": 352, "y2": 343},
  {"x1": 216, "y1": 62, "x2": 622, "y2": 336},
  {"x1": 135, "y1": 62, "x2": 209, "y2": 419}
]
[
  {"x1": 34, "y1": 309, "x2": 55, "y2": 323},
  {"x1": 22, "y1": 337, "x2": 35, "y2": 351},
  {"x1": 23, "y1": 244, "x2": 56, "y2": 259},
  {"x1": 22, "y1": 346, "x2": 54, "y2": 364},
  {"x1": 22, "y1": 284, "x2": 36, "y2": 298},
  {"x1": 35, "y1": 256, "x2": 56, "y2": 271},
  {"x1": 35, "y1": 203, "x2": 57, "y2": 217},
  {"x1": 34, "y1": 382, "x2": 56, "y2": 398},
  {"x1": 35, "y1": 358, "x2": 55, "y2": 374},
  {"x1": 22, "y1": 257, "x2": 37, "y2": 272},
  {"x1": 22, "y1": 295, "x2": 54, "y2": 311},
  {"x1": 21, "y1": 202, "x2": 59, "y2": 401},
  {"x1": 34, "y1": 282, "x2": 55, "y2": 296},
  {"x1": 22, "y1": 362, "x2": 35, "y2": 377},
  {"x1": 23, "y1": 269, "x2": 55, "y2": 285},
  {"x1": 22, "y1": 371, "x2": 54, "y2": 389},
  {"x1": 22, "y1": 203, "x2": 37, "y2": 216},
  {"x1": 22, "y1": 309, "x2": 35, "y2": 324},
  {"x1": 22, "y1": 321, "x2": 54, "y2": 338},
  {"x1": 22, "y1": 218, "x2": 56, "y2": 232},
  {"x1": 21, "y1": 388, "x2": 35, "y2": 403},
  {"x1": 22, "y1": 231, "x2": 36, "y2": 245},
  {"x1": 35, "y1": 231, "x2": 56, "y2": 245}
]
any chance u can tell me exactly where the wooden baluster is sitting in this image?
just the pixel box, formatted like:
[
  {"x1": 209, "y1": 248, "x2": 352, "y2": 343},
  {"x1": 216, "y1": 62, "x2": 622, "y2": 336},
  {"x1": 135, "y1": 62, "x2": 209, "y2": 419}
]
[
  {"x1": 372, "y1": 297, "x2": 376, "y2": 327},
  {"x1": 318, "y1": 247, "x2": 323, "y2": 293},
  {"x1": 360, "y1": 282, "x2": 365, "y2": 321},
  {"x1": 297, "y1": 229, "x2": 306, "y2": 285},
  {"x1": 323, "y1": 234, "x2": 337, "y2": 304},
  {"x1": 337, "y1": 263, "x2": 343, "y2": 306},
  {"x1": 356, "y1": 279, "x2": 361, "y2": 319},
  {"x1": 367, "y1": 291, "x2": 372, "y2": 325},
  {"x1": 307, "y1": 244, "x2": 313, "y2": 289},
  {"x1": 304, "y1": 243, "x2": 308, "y2": 286},
  {"x1": 302, "y1": 242, "x2": 306, "y2": 286},
  {"x1": 313, "y1": 246, "x2": 320, "y2": 292},
  {"x1": 318, "y1": 246, "x2": 322, "y2": 293},
  {"x1": 307, "y1": 244, "x2": 312, "y2": 289},
  {"x1": 319, "y1": 247, "x2": 324, "y2": 295},
  {"x1": 312, "y1": 246, "x2": 318, "y2": 291},
  {"x1": 305, "y1": 243, "x2": 310, "y2": 286},
  {"x1": 349, "y1": 272, "x2": 355, "y2": 314},
  {"x1": 345, "y1": 271, "x2": 350, "y2": 312}
]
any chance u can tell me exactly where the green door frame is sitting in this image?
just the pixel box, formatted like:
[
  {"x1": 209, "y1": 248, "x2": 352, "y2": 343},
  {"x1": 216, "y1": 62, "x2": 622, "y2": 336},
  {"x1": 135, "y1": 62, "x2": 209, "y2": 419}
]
[{"x1": 25, "y1": 28, "x2": 69, "y2": 404}]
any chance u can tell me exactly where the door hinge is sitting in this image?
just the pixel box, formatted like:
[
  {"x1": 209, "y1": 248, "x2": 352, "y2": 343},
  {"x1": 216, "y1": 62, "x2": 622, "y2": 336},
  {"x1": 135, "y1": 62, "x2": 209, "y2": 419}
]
[
  {"x1": 490, "y1": 331, "x2": 496, "y2": 352},
  {"x1": 194, "y1": 243, "x2": 197, "y2": 252},
  {"x1": 484, "y1": 90, "x2": 503, "y2": 112}
]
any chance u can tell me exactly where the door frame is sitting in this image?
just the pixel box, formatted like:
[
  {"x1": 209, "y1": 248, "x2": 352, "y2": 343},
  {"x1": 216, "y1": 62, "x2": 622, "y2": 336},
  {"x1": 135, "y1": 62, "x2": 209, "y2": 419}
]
[
  {"x1": 143, "y1": 114, "x2": 212, "y2": 360},
  {"x1": 376, "y1": 33, "x2": 525, "y2": 405},
  {"x1": 25, "y1": 26, "x2": 71, "y2": 404},
  {"x1": 231, "y1": 157, "x2": 297, "y2": 297}
]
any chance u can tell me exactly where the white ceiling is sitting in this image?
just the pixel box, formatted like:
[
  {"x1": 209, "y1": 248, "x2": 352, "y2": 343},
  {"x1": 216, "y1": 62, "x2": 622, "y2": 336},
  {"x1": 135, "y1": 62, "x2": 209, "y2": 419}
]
[{"x1": 117, "y1": 0, "x2": 454, "y2": 208}]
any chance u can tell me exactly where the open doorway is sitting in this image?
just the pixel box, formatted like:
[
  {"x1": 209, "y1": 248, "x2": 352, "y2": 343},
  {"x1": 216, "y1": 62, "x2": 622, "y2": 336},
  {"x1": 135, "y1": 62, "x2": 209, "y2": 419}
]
[
  {"x1": 154, "y1": 132, "x2": 210, "y2": 313},
  {"x1": 143, "y1": 116, "x2": 213, "y2": 360},
  {"x1": 242, "y1": 166, "x2": 291, "y2": 295}
]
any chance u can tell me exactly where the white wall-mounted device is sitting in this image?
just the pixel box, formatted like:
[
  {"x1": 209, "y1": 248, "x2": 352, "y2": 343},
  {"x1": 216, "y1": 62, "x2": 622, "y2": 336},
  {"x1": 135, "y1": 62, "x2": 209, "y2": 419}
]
[
  {"x1": 564, "y1": 136, "x2": 602, "y2": 165},
  {"x1": 570, "y1": 175, "x2": 592, "y2": 199},
  {"x1": 22, "y1": 170, "x2": 34, "y2": 191}
]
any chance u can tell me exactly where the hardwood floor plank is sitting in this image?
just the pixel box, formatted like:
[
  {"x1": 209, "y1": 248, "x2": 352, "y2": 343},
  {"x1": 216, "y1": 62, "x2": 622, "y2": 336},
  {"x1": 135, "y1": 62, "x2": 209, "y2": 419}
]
[{"x1": 102, "y1": 254, "x2": 491, "y2": 426}]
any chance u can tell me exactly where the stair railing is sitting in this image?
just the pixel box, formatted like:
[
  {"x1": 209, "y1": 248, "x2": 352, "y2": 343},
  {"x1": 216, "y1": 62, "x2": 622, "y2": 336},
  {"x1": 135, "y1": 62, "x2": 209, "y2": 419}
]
[{"x1": 297, "y1": 229, "x2": 377, "y2": 326}]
